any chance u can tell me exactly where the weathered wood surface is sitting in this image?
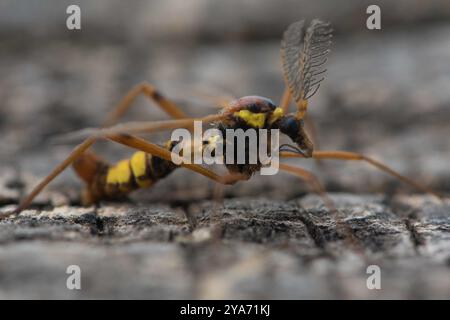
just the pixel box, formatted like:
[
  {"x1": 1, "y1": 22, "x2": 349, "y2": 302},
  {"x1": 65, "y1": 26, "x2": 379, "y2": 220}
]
[
  {"x1": 1, "y1": 2, "x2": 450, "y2": 299},
  {"x1": 0, "y1": 194, "x2": 449, "y2": 299}
]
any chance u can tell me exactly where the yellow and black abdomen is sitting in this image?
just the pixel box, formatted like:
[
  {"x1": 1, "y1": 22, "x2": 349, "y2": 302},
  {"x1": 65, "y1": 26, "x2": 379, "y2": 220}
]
[
  {"x1": 72, "y1": 146, "x2": 178, "y2": 205},
  {"x1": 102, "y1": 150, "x2": 177, "y2": 198}
]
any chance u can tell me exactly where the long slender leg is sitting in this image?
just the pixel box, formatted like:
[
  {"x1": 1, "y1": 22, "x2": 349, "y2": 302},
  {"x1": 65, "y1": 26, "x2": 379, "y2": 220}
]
[
  {"x1": 279, "y1": 163, "x2": 334, "y2": 211},
  {"x1": 109, "y1": 134, "x2": 249, "y2": 185},
  {"x1": 103, "y1": 82, "x2": 188, "y2": 127},
  {"x1": 10, "y1": 137, "x2": 96, "y2": 215},
  {"x1": 281, "y1": 150, "x2": 441, "y2": 199},
  {"x1": 279, "y1": 163, "x2": 363, "y2": 250},
  {"x1": 52, "y1": 113, "x2": 228, "y2": 144}
]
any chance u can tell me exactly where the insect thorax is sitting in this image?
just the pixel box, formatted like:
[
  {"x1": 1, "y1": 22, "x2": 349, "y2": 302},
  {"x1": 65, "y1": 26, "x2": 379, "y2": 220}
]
[{"x1": 213, "y1": 96, "x2": 284, "y2": 176}]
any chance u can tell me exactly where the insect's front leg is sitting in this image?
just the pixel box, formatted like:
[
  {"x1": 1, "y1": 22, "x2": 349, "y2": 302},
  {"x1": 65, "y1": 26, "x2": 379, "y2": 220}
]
[{"x1": 281, "y1": 150, "x2": 441, "y2": 200}]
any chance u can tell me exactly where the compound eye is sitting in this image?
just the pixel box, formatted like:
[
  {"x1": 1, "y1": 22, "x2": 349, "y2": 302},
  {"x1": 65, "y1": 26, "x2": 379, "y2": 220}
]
[{"x1": 281, "y1": 117, "x2": 299, "y2": 136}]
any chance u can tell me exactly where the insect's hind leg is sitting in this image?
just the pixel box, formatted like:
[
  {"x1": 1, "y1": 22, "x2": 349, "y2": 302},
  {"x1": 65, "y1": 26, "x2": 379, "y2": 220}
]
[
  {"x1": 103, "y1": 82, "x2": 189, "y2": 127},
  {"x1": 9, "y1": 137, "x2": 97, "y2": 216}
]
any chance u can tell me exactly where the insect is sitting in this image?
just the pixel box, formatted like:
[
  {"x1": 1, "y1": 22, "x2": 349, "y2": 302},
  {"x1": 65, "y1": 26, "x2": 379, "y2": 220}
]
[{"x1": 4, "y1": 19, "x2": 440, "y2": 218}]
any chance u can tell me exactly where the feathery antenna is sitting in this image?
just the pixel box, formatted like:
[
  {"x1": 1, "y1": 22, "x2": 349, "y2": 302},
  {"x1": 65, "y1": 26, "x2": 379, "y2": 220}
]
[{"x1": 281, "y1": 19, "x2": 333, "y2": 118}]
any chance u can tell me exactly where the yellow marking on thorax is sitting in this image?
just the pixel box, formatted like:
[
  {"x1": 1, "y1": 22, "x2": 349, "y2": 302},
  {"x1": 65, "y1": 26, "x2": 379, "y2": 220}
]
[
  {"x1": 268, "y1": 107, "x2": 284, "y2": 125},
  {"x1": 234, "y1": 110, "x2": 267, "y2": 128},
  {"x1": 106, "y1": 159, "x2": 131, "y2": 191},
  {"x1": 130, "y1": 151, "x2": 152, "y2": 188}
]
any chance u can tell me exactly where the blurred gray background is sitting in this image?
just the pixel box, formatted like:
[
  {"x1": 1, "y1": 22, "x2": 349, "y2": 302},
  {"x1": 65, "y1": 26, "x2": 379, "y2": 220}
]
[{"x1": 0, "y1": 0, "x2": 449, "y2": 300}]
